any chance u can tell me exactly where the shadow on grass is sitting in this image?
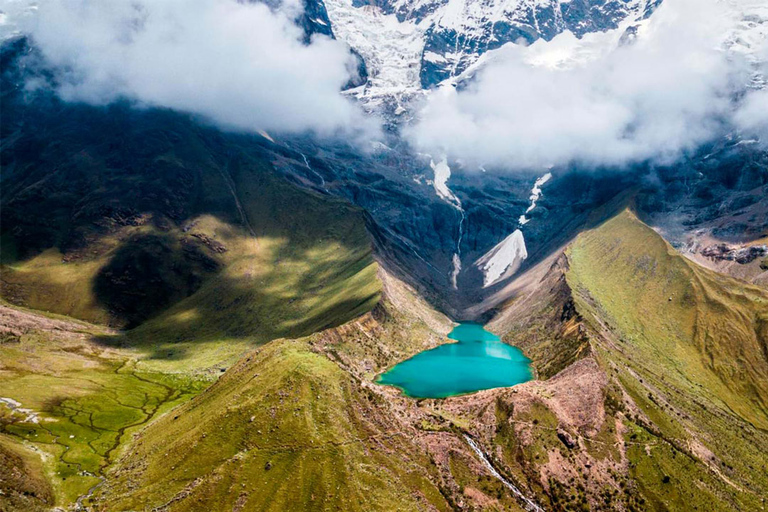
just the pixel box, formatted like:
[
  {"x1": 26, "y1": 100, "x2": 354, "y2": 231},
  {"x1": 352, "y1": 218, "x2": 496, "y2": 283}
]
[{"x1": 3, "y1": 56, "x2": 380, "y2": 363}]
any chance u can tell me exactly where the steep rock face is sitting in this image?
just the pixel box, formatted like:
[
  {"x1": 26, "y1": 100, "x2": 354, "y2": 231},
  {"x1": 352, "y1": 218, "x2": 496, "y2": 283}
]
[{"x1": 298, "y1": 0, "x2": 336, "y2": 41}]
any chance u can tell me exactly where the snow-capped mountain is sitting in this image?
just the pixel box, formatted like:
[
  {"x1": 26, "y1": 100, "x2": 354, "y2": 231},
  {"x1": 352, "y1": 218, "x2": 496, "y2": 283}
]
[
  {"x1": 322, "y1": 0, "x2": 658, "y2": 107},
  {"x1": 2, "y1": 0, "x2": 765, "y2": 317}
]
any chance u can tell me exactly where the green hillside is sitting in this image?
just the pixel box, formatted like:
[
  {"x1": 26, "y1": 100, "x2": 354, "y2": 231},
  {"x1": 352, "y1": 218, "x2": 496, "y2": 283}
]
[
  {"x1": 481, "y1": 209, "x2": 768, "y2": 511},
  {"x1": 0, "y1": 434, "x2": 53, "y2": 512},
  {"x1": 1, "y1": 98, "x2": 383, "y2": 509},
  {"x1": 567, "y1": 210, "x2": 768, "y2": 510},
  {"x1": 92, "y1": 338, "x2": 449, "y2": 512},
  {"x1": 568, "y1": 210, "x2": 768, "y2": 428},
  {"x1": 1, "y1": 99, "x2": 380, "y2": 372}
]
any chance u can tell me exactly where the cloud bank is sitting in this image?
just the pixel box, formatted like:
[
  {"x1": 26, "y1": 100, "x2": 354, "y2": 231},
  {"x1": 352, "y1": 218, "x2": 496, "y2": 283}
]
[
  {"x1": 409, "y1": 0, "x2": 768, "y2": 170},
  {"x1": 23, "y1": 0, "x2": 373, "y2": 137}
]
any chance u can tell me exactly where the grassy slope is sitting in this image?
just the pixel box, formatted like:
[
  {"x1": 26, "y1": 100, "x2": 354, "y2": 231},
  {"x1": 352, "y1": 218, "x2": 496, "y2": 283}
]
[
  {"x1": 480, "y1": 209, "x2": 768, "y2": 512},
  {"x1": 2, "y1": 152, "x2": 380, "y2": 372},
  {"x1": 309, "y1": 267, "x2": 455, "y2": 380},
  {"x1": 489, "y1": 253, "x2": 591, "y2": 380},
  {"x1": 119, "y1": 163, "x2": 381, "y2": 373},
  {"x1": 565, "y1": 210, "x2": 768, "y2": 511},
  {"x1": 97, "y1": 268, "x2": 544, "y2": 511},
  {"x1": 94, "y1": 338, "x2": 449, "y2": 512},
  {"x1": 0, "y1": 126, "x2": 381, "y2": 505},
  {"x1": 0, "y1": 434, "x2": 53, "y2": 512},
  {"x1": 567, "y1": 210, "x2": 768, "y2": 427}
]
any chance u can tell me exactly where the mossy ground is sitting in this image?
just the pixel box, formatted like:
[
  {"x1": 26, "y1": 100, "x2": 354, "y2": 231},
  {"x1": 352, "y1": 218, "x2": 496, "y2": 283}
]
[{"x1": 0, "y1": 304, "x2": 209, "y2": 508}]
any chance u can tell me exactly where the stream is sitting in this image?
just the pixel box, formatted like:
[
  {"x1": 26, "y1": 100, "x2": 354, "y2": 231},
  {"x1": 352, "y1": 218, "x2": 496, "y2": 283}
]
[{"x1": 463, "y1": 434, "x2": 545, "y2": 512}]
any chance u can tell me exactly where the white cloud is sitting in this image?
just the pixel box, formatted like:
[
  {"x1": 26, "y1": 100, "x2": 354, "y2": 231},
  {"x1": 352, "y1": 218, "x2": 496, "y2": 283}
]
[
  {"x1": 736, "y1": 88, "x2": 768, "y2": 139},
  {"x1": 408, "y1": 0, "x2": 768, "y2": 170},
  {"x1": 734, "y1": 40, "x2": 768, "y2": 140},
  {"x1": 23, "y1": 0, "x2": 376, "y2": 138}
]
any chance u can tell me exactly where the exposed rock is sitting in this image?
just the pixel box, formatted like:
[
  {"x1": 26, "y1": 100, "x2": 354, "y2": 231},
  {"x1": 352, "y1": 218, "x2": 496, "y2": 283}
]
[
  {"x1": 701, "y1": 243, "x2": 767, "y2": 264},
  {"x1": 556, "y1": 428, "x2": 577, "y2": 449},
  {"x1": 189, "y1": 233, "x2": 228, "y2": 254}
]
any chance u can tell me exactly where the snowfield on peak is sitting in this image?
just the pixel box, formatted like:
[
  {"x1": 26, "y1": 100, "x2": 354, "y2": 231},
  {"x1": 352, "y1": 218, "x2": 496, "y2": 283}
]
[{"x1": 324, "y1": 0, "x2": 655, "y2": 106}]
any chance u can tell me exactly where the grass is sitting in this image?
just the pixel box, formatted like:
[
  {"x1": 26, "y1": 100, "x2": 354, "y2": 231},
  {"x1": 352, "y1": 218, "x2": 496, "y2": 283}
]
[
  {"x1": 93, "y1": 339, "x2": 450, "y2": 512},
  {"x1": 82, "y1": 270, "x2": 464, "y2": 510},
  {"x1": 0, "y1": 68, "x2": 457, "y2": 511},
  {"x1": 2, "y1": 90, "x2": 381, "y2": 374},
  {"x1": 567, "y1": 210, "x2": 768, "y2": 425},
  {"x1": 0, "y1": 162, "x2": 384, "y2": 509},
  {"x1": 2, "y1": 136, "x2": 381, "y2": 378},
  {"x1": 0, "y1": 434, "x2": 53, "y2": 512},
  {"x1": 2, "y1": 167, "x2": 380, "y2": 373},
  {"x1": 482, "y1": 209, "x2": 768, "y2": 511},
  {"x1": 0, "y1": 307, "x2": 208, "y2": 507},
  {"x1": 0, "y1": 96, "x2": 391, "y2": 510},
  {"x1": 2, "y1": 248, "x2": 114, "y2": 325},
  {"x1": 447, "y1": 450, "x2": 526, "y2": 511},
  {"x1": 564, "y1": 209, "x2": 768, "y2": 510}
]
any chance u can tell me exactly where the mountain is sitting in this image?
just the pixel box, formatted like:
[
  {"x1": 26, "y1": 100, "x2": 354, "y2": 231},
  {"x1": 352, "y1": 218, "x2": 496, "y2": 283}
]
[
  {"x1": 321, "y1": 0, "x2": 659, "y2": 106},
  {"x1": 34, "y1": 209, "x2": 768, "y2": 512},
  {"x1": 483, "y1": 209, "x2": 768, "y2": 511},
  {"x1": 1, "y1": 0, "x2": 768, "y2": 511}
]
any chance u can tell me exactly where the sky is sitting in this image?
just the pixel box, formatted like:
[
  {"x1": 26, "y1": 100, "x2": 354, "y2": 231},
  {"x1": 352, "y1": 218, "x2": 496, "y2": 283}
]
[{"x1": 19, "y1": 0, "x2": 376, "y2": 138}]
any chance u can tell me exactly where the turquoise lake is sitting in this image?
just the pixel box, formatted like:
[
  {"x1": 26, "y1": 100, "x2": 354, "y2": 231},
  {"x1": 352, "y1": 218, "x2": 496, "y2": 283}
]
[{"x1": 376, "y1": 323, "x2": 533, "y2": 398}]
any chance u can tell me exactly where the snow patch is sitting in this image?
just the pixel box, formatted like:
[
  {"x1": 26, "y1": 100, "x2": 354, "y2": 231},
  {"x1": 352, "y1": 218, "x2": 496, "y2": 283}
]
[
  {"x1": 423, "y1": 50, "x2": 449, "y2": 63},
  {"x1": 519, "y1": 171, "x2": 552, "y2": 224},
  {"x1": 429, "y1": 156, "x2": 465, "y2": 288},
  {"x1": 474, "y1": 229, "x2": 528, "y2": 288},
  {"x1": 323, "y1": 0, "x2": 426, "y2": 104},
  {"x1": 451, "y1": 253, "x2": 462, "y2": 288},
  {"x1": 525, "y1": 172, "x2": 552, "y2": 213},
  {"x1": 258, "y1": 130, "x2": 275, "y2": 143},
  {"x1": 430, "y1": 157, "x2": 462, "y2": 209}
]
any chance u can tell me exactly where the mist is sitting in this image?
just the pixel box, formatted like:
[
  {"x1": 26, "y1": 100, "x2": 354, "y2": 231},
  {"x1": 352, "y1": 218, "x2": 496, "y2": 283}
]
[
  {"x1": 408, "y1": 0, "x2": 768, "y2": 170},
  {"x1": 22, "y1": 0, "x2": 375, "y2": 138}
]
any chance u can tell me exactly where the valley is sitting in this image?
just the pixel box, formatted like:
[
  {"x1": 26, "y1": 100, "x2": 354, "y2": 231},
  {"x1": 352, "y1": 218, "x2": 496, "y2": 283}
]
[
  {"x1": 3, "y1": 189, "x2": 767, "y2": 510},
  {"x1": 1, "y1": 1, "x2": 768, "y2": 510}
]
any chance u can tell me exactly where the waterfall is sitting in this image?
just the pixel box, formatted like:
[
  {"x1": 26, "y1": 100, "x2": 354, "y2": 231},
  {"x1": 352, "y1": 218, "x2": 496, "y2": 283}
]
[{"x1": 463, "y1": 434, "x2": 545, "y2": 512}]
